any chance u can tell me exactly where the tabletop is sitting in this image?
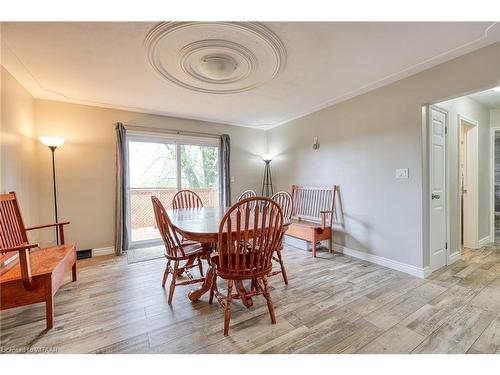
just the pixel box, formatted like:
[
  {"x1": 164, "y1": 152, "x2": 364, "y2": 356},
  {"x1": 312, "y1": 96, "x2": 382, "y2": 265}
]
[
  {"x1": 167, "y1": 206, "x2": 289, "y2": 243},
  {"x1": 167, "y1": 207, "x2": 230, "y2": 240}
]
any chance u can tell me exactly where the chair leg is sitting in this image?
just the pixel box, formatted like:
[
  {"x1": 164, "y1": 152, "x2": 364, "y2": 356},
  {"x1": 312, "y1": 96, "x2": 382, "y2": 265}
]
[
  {"x1": 162, "y1": 260, "x2": 170, "y2": 287},
  {"x1": 277, "y1": 250, "x2": 288, "y2": 285},
  {"x1": 209, "y1": 272, "x2": 217, "y2": 304},
  {"x1": 262, "y1": 276, "x2": 276, "y2": 324},
  {"x1": 44, "y1": 278, "x2": 54, "y2": 329},
  {"x1": 168, "y1": 261, "x2": 178, "y2": 305},
  {"x1": 312, "y1": 239, "x2": 317, "y2": 258},
  {"x1": 197, "y1": 255, "x2": 204, "y2": 277},
  {"x1": 223, "y1": 280, "x2": 233, "y2": 336},
  {"x1": 328, "y1": 237, "x2": 333, "y2": 254}
]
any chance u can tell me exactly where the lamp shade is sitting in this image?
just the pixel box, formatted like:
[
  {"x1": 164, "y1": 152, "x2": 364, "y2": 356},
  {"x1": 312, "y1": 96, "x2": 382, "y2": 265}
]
[
  {"x1": 262, "y1": 154, "x2": 273, "y2": 162},
  {"x1": 40, "y1": 136, "x2": 65, "y2": 148},
  {"x1": 492, "y1": 86, "x2": 500, "y2": 93}
]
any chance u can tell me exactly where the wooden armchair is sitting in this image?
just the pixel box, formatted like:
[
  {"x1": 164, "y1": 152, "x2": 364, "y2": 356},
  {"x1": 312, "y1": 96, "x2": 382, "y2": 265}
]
[
  {"x1": 152, "y1": 196, "x2": 212, "y2": 304},
  {"x1": 286, "y1": 185, "x2": 338, "y2": 257},
  {"x1": 0, "y1": 192, "x2": 77, "y2": 329},
  {"x1": 209, "y1": 197, "x2": 284, "y2": 335}
]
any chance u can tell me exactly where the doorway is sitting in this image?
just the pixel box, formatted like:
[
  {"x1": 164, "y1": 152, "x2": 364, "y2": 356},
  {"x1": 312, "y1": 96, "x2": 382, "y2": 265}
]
[
  {"x1": 493, "y1": 129, "x2": 500, "y2": 242},
  {"x1": 426, "y1": 88, "x2": 498, "y2": 275},
  {"x1": 459, "y1": 117, "x2": 479, "y2": 250},
  {"x1": 428, "y1": 105, "x2": 448, "y2": 272}
]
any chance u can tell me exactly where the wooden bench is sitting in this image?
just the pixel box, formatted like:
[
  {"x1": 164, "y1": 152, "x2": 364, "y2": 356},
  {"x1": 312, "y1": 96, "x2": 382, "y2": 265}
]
[
  {"x1": 286, "y1": 185, "x2": 338, "y2": 257},
  {"x1": 0, "y1": 192, "x2": 77, "y2": 329}
]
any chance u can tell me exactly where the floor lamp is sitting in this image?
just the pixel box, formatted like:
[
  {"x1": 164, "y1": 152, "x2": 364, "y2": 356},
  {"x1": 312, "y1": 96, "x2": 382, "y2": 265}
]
[
  {"x1": 261, "y1": 154, "x2": 274, "y2": 197},
  {"x1": 40, "y1": 136, "x2": 65, "y2": 246}
]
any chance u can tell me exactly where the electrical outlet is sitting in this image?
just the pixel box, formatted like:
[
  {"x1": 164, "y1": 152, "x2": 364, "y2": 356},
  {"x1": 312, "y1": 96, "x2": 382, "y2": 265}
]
[{"x1": 395, "y1": 168, "x2": 409, "y2": 179}]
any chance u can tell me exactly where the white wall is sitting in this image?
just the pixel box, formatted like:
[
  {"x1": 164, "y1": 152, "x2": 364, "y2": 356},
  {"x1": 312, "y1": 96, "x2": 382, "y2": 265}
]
[
  {"x1": 0, "y1": 66, "x2": 38, "y2": 231},
  {"x1": 492, "y1": 109, "x2": 500, "y2": 128},
  {"x1": 268, "y1": 42, "x2": 500, "y2": 271},
  {"x1": 3, "y1": 42, "x2": 500, "y2": 274},
  {"x1": 437, "y1": 96, "x2": 491, "y2": 251}
]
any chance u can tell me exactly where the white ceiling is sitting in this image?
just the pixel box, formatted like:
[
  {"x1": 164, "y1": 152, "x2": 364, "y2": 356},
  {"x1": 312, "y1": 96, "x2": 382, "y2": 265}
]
[
  {"x1": 468, "y1": 88, "x2": 500, "y2": 109},
  {"x1": 2, "y1": 22, "x2": 500, "y2": 129}
]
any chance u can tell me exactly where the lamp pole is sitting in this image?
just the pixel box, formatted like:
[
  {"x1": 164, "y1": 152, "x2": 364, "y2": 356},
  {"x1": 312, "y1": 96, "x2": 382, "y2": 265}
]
[
  {"x1": 40, "y1": 136, "x2": 64, "y2": 246},
  {"x1": 261, "y1": 156, "x2": 274, "y2": 197},
  {"x1": 49, "y1": 145, "x2": 60, "y2": 245}
]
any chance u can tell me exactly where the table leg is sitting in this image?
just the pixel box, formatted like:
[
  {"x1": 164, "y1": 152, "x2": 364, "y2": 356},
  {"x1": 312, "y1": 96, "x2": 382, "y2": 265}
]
[{"x1": 189, "y1": 266, "x2": 214, "y2": 301}]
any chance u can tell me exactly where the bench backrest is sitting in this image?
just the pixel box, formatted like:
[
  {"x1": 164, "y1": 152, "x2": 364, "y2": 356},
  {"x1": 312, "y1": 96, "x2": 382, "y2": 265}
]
[
  {"x1": 291, "y1": 185, "x2": 337, "y2": 226},
  {"x1": 0, "y1": 192, "x2": 28, "y2": 269}
]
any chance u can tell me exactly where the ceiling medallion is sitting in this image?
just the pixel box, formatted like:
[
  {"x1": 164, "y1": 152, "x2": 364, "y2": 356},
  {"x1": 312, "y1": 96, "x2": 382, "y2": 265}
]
[{"x1": 144, "y1": 22, "x2": 287, "y2": 94}]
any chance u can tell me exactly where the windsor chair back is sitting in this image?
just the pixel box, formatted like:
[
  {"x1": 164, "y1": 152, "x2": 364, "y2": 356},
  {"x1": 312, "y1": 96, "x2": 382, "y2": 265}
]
[{"x1": 172, "y1": 190, "x2": 203, "y2": 209}]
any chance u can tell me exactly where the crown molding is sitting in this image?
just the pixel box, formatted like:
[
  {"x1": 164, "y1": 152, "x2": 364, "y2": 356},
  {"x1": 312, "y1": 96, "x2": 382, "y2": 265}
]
[
  {"x1": 265, "y1": 22, "x2": 500, "y2": 129},
  {"x1": 2, "y1": 22, "x2": 498, "y2": 130}
]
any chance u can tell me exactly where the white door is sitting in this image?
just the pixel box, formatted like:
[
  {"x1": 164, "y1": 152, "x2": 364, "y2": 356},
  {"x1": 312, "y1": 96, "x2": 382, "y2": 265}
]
[{"x1": 429, "y1": 106, "x2": 448, "y2": 271}]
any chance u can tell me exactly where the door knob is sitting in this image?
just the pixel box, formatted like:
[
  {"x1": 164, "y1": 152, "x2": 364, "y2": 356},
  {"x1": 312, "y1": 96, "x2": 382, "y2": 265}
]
[{"x1": 432, "y1": 194, "x2": 440, "y2": 200}]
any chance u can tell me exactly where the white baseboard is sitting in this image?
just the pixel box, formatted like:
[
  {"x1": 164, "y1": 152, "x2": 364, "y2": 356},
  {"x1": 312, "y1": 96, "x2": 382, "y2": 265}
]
[
  {"x1": 422, "y1": 266, "x2": 432, "y2": 278},
  {"x1": 448, "y1": 251, "x2": 461, "y2": 264},
  {"x1": 284, "y1": 236, "x2": 428, "y2": 278},
  {"x1": 478, "y1": 236, "x2": 492, "y2": 248},
  {"x1": 334, "y1": 244, "x2": 428, "y2": 279},
  {"x1": 92, "y1": 246, "x2": 115, "y2": 257}
]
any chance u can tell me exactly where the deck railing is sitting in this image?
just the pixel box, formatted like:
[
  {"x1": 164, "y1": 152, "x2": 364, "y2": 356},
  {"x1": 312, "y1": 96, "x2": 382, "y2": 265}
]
[{"x1": 130, "y1": 188, "x2": 219, "y2": 241}]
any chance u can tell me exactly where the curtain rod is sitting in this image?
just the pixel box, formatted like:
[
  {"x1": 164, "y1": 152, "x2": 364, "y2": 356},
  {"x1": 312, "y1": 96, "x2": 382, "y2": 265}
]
[{"x1": 122, "y1": 123, "x2": 222, "y2": 139}]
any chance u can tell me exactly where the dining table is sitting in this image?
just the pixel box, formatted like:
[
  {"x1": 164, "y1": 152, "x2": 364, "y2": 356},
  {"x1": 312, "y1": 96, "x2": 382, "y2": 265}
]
[{"x1": 166, "y1": 206, "x2": 289, "y2": 307}]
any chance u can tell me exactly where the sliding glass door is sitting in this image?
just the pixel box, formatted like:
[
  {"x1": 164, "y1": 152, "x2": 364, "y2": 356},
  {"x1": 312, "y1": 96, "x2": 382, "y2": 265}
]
[{"x1": 127, "y1": 133, "x2": 220, "y2": 246}]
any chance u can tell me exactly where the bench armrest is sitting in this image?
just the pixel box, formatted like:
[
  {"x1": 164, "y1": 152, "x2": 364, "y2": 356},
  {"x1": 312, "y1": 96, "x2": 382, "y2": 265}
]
[
  {"x1": 0, "y1": 243, "x2": 38, "y2": 290},
  {"x1": 319, "y1": 211, "x2": 334, "y2": 228},
  {"x1": 26, "y1": 222, "x2": 70, "y2": 244},
  {"x1": 0, "y1": 243, "x2": 39, "y2": 253},
  {"x1": 25, "y1": 222, "x2": 70, "y2": 231}
]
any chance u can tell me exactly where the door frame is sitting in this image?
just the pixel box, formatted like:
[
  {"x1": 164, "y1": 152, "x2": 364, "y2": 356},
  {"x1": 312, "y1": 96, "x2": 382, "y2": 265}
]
[
  {"x1": 490, "y1": 127, "x2": 500, "y2": 244},
  {"x1": 425, "y1": 105, "x2": 451, "y2": 274},
  {"x1": 458, "y1": 115, "x2": 479, "y2": 250}
]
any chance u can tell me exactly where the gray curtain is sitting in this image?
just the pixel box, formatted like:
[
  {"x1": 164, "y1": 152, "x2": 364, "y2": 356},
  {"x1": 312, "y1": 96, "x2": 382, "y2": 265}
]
[
  {"x1": 220, "y1": 134, "x2": 231, "y2": 206},
  {"x1": 115, "y1": 123, "x2": 131, "y2": 255}
]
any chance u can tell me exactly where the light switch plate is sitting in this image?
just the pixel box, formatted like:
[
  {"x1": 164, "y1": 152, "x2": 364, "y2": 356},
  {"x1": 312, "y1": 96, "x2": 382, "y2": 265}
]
[
  {"x1": 230, "y1": 176, "x2": 235, "y2": 183},
  {"x1": 395, "y1": 168, "x2": 409, "y2": 179}
]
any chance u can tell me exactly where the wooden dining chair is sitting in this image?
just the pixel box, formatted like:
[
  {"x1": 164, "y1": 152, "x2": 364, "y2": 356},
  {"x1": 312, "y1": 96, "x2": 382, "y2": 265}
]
[
  {"x1": 269, "y1": 191, "x2": 293, "y2": 284},
  {"x1": 172, "y1": 190, "x2": 203, "y2": 209},
  {"x1": 237, "y1": 190, "x2": 256, "y2": 201},
  {"x1": 152, "y1": 196, "x2": 212, "y2": 304},
  {"x1": 237, "y1": 190, "x2": 257, "y2": 210},
  {"x1": 209, "y1": 197, "x2": 284, "y2": 335}
]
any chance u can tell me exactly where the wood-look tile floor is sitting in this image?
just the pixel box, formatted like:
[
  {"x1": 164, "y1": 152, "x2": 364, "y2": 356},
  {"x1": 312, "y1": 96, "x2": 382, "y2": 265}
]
[{"x1": 1, "y1": 244, "x2": 500, "y2": 354}]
